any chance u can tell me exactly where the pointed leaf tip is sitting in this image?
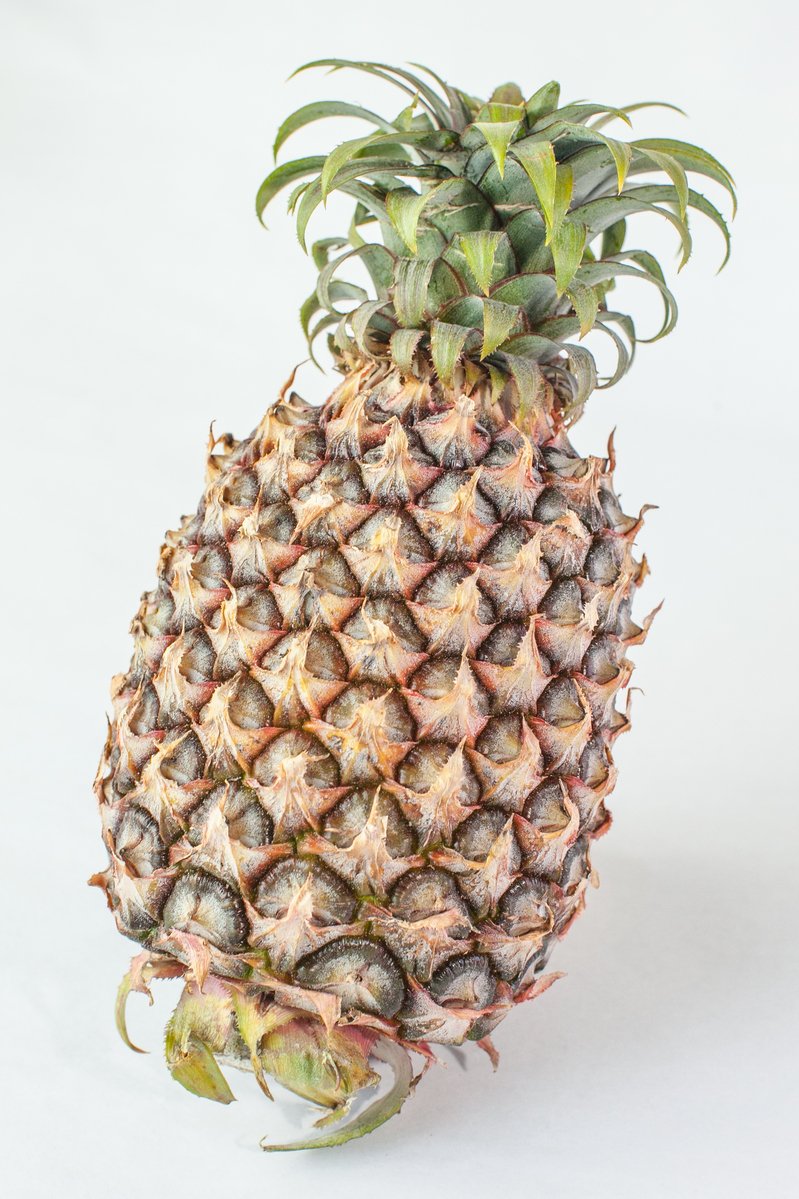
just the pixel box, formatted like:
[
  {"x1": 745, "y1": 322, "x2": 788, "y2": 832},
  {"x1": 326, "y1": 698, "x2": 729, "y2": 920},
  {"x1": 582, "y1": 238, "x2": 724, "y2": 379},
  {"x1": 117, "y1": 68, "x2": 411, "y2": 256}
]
[
  {"x1": 459, "y1": 230, "x2": 505, "y2": 295},
  {"x1": 261, "y1": 1036, "x2": 414, "y2": 1152},
  {"x1": 473, "y1": 119, "x2": 522, "y2": 178}
]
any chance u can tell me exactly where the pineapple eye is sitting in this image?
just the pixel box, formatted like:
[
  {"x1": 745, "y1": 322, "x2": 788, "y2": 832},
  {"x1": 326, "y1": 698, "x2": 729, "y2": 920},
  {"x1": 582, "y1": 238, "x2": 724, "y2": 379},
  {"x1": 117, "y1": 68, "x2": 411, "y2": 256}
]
[
  {"x1": 584, "y1": 535, "x2": 622, "y2": 585},
  {"x1": 390, "y1": 868, "x2": 470, "y2": 927},
  {"x1": 191, "y1": 544, "x2": 231, "y2": 589},
  {"x1": 429, "y1": 954, "x2": 496, "y2": 1009},
  {"x1": 476, "y1": 620, "x2": 527, "y2": 666},
  {"x1": 323, "y1": 789, "x2": 415, "y2": 857},
  {"x1": 226, "y1": 674, "x2": 273, "y2": 728},
  {"x1": 254, "y1": 858, "x2": 357, "y2": 925},
  {"x1": 540, "y1": 578, "x2": 584, "y2": 623},
  {"x1": 497, "y1": 877, "x2": 552, "y2": 936},
  {"x1": 453, "y1": 808, "x2": 508, "y2": 861},
  {"x1": 159, "y1": 731, "x2": 206, "y2": 783},
  {"x1": 223, "y1": 469, "x2": 259, "y2": 508},
  {"x1": 224, "y1": 786, "x2": 273, "y2": 847},
  {"x1": 475, "y1": 713, "x2": 524, "y2": 763},
  {"x1": 115, "y1": 804, "x2": 167, "y2": 876},
  {"x1": 179, "y1": 629, "x2": 215, "y2": 681},
  {"x1": 294, "y1": 937, "x2": 405, "y2": 1017},
  {"x1": 127, "y1": 683, "x2": 160, "y2": 735},
  {"x1": 580, "y1": 737, "x2": 611, "y2": 788},
  {"x1": 235, "y1": 585, "x2": 282, "y2": 631},
  {"x1": 582, "y1": 635, "x2": 622, "y2": 683},
  {"x1": 523, "y1": 778, "x2": 569, "y2": 826},
  {"x1": 161, "y1": 868, "x2": 249, "y2": 952},
  {"x1": 537, "y1": 678, "x2": 584, "y2": 727},
  {"x1": 258, "y1": 501, "x2": 296, "y2": 543}
]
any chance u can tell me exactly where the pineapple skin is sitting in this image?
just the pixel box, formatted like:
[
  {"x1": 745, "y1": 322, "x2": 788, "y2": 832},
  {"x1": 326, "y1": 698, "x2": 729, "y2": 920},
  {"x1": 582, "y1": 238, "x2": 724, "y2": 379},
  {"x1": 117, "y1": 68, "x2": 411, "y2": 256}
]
[{"x1": 92, "y1": 357, "x2": 652, "y2": 1057}]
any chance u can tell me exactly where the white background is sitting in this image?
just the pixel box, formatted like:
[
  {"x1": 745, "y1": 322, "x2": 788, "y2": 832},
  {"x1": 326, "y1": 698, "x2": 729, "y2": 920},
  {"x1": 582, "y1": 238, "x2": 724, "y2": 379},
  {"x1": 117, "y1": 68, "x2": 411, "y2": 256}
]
[{"x1": 2, "y1": 2, "x2": 798, "y2": 1195}]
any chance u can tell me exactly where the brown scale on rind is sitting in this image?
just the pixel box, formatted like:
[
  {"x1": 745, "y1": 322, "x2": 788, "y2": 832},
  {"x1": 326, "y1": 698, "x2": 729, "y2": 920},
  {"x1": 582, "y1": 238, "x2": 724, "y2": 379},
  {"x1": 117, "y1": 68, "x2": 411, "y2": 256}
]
[{"x1": 92, "y1": 356, "x2": 655, "y2": 1081}]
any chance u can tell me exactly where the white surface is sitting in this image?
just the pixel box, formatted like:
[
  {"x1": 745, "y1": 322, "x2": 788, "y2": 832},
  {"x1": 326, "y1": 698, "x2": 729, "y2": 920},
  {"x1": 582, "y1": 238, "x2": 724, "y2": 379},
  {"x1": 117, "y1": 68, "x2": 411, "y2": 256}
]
[{"x1": 2, "y1": 3, "x2": 797, "y2": 1196}]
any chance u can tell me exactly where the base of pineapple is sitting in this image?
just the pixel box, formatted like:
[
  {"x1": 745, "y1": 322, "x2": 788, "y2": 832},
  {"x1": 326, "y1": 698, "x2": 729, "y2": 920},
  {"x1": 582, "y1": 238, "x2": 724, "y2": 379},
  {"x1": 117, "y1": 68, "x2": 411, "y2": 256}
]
[{"x1": 115, "y1": 948, "x2": 561, "y2": 1150}]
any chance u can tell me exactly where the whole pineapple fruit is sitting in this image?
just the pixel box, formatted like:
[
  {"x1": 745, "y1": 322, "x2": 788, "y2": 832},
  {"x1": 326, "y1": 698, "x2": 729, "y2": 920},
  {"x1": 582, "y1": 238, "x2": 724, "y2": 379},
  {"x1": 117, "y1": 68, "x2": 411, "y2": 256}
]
[{"x1": 91, "y1": 60, "x2": 735, "y2": 1150}]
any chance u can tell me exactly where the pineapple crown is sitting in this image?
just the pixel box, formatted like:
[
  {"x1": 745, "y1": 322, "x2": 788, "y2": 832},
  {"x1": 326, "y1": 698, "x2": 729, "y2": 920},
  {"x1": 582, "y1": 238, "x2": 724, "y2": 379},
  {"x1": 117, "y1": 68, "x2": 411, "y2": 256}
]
[{"x1": 257, "y1": 59, "x2": 735, "y2": 420}]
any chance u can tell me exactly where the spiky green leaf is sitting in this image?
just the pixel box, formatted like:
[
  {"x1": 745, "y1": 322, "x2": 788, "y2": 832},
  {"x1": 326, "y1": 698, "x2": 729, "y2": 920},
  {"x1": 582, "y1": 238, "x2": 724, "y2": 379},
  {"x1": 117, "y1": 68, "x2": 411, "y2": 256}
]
[
  {"x1": 481, "y1": 299, "x2": 520, "y2": 358},
  {"x1": 512, "y1": 140, "x2": 557, "y2": 232},
  {"x1": 638, "y1": 147, "x2": 689, "y2": 218},
  {"x1": 393, "y1": 257, "x2": 436, "y2": 327},
  {"x1": 262, "y1": 1036, "x2": 414, "y2": 1153},
  {"x1": 430, "y1": 320, "x2": 473, "y2": 385},
  {"x1": 459, "y1": 230, "x2": 505, "y2": 294},
  {"x1": 274, "y1": 101, "x2": 395, "y2": 158},
  {"x1": 566, "y1": 280, "x2": 600, "y2": 337},
  {"x1": 526, "y1": 81, "x2": 560, "y2": 122},
  {"x1": 473, "y1": 119, "x2": 522, "y2": 178},
  {"x1": 256, "y1": 156, "x2": 326, "y2": 224},
  {"x1": 632, "y1": 138, "x2": 736, "y2": 214},
  {"x1": 390, "y1": 327, "x2": 425, "y2": 372},
  {"x1": 386, "y1": 186, "x2": 435, "y2": 253},
  {"x1": 551, "y1": 219, "x2": 586, "y2": 294}
]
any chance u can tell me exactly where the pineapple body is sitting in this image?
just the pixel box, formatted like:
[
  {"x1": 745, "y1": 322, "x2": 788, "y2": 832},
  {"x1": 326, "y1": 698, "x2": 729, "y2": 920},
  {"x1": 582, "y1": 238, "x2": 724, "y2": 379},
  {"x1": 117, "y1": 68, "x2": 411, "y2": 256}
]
[{"x1": 94, "y1": 360, "x2": 649, "y2": 1050}]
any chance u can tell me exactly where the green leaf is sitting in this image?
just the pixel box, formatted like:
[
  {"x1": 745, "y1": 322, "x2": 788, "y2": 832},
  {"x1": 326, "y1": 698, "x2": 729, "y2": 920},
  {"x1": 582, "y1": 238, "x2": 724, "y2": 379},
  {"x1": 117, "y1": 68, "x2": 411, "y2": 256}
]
[
  {"x1": 351, "y1": 300, "x2": 390, "y2": 352},
  {"x1": 273, "y1": 101, "x2": 394, "y2": 158},
  {"x1": 386, "y1": 186, "x2": 435, "y2": 252},
  {"x1": 551, "y1": 219, "x2": 586, "y2": 294},
  {"x1": 473, "y1": 119, "x2": 522, "y2": 177},
  {"x1": 601, "y1": 219, "x2": 627, "y2": 259},
  {"x1": 537, "y1": 103, "x2": 632, "y2": 130},
  {"x1": 526, "y1": 122, "x2": 632, "y2": 193},
  {"x1": 390, "y1": 328, "x2": 425, "y2": 372},
  {"x1": 501, "y1": 332, "x2": 567, "y2": 362},
  {"x1": 571, "y1": 191, "x2": 692, "y2": 267},
  {"x1": 459, "y1": 230, "x2": 505, "y2": 294},
  {"x1": 590, "y1": 100, "x2": 686, "y2": 131},
  {"x1": 164, "y1": 984, "x2": 236, "y2": 1105},
  {"x1": 525, "y1": 81, "x2": 560, "y2": 123},
  {"x1": 167, "y1": 1035, "x2": 236, "y2": 1104},
  {"x1": 295, "y1": 159, "x2": 422, "y2": 248},
  {"x1": 631, "y1": 138, "x2": 736, "y2": 214},
  {"x1": 430, "y1": 321, "x2": 473, "y2": 386},
  {"x1": 604, "y1": 136, "x2": 632, "y2": 193},
  {"x1": 566, "y1": 280, "x2": 600, "y2": 337},
  {"x1": 512, "y1": 140, "x2": 557, "y2": 233},
  {"x1": 499, "y1": 354, "x2": 547, "y2": 422},
  {"x1": 294, "y1": 59, "x2": 452, "y2": 126},
  {"x1": 595, "y1": 311, "x2": 636, "y2": 386},
  {"x1": 255, "y1": 156, "x2": 325, "y2": 225},
  {"x1": 262, "y1": 1035, "x2": 414, "y2": 1153},
  {"x1": 551, "y1": 164, "x2": 574, "y2": 242},
  {"x1": 393, "y1": 257, "x2": 436, "y2": 327},
  {"x1": 481, "y1": 299, "x2": 520, "y2": 358},
  {"x1": 115, "y1": 969, "x2": 146, "y2": 1054},
  {"x1": 409, "y1": 62, "x2": 475, "y2": 130},
  {"x1": 311, "y1": 236, "x2": 348, "y2": 270},
  {"x1": 319, "y1": 130, "x2": 447, "y2": 200},
  {"x1": 561, "y1": 343, "x2": 598, "y2": 417},
  {"x1": 302, "y1": 280, "x2": 365, "y2": 343},
  {"x1": 578, "y1": 254, "x2": 679, "y2": 341},
  {"x1": 317, "y1": 243, "x2": 394, "y2": 310},
  {"x1": 321, "y1": 134, "x2": 381, "y2": 200},
  {"x1": 491, "y1": 273, "x2": 558, "y2": 321},
  {"x1": 439, "y1": 295, "x2": 485, "y2": 327},
  {"x1": 638, "y1": 147, "x2": 689, "y2": 218},
  {"x1": 490, "y1": 84, "x2": 525, "y2": 107}
]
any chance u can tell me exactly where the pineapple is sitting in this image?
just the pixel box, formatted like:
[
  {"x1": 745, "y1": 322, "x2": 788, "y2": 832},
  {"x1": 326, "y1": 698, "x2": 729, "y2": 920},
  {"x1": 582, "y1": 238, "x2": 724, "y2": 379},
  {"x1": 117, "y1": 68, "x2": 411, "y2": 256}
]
[{"x1": 91, "y1": 60, "x2": 735, "y2": 1150}]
